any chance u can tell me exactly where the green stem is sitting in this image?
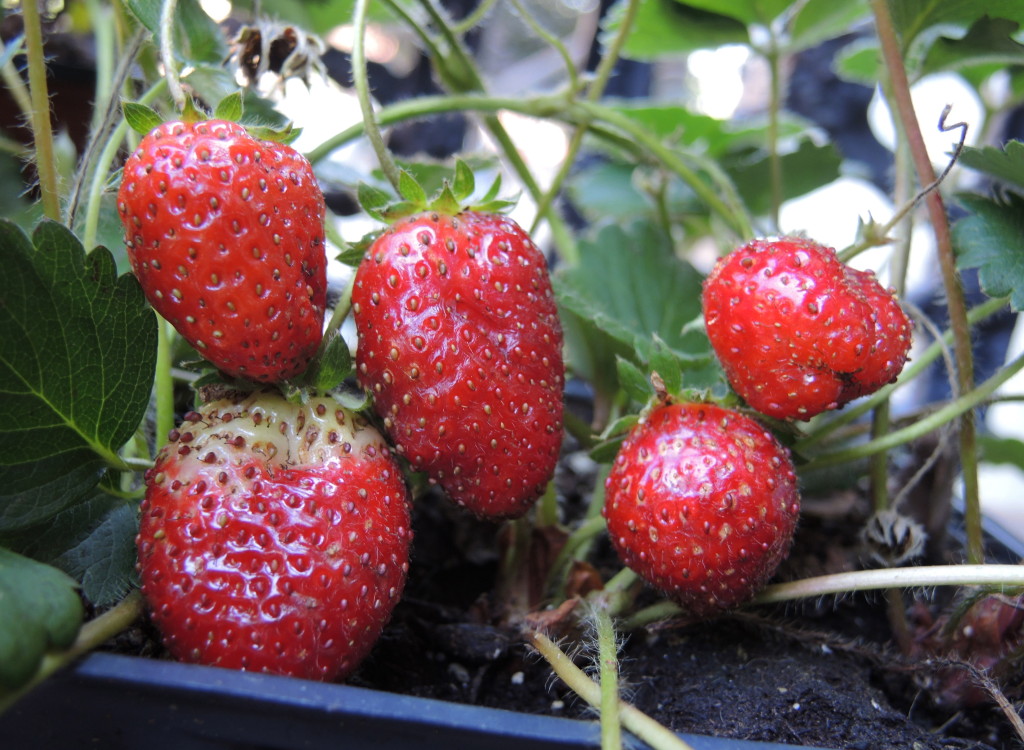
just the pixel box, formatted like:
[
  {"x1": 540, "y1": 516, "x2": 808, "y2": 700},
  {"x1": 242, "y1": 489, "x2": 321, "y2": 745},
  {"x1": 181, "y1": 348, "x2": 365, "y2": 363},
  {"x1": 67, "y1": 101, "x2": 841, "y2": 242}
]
[
  {"x1": 82, "y1": 79, "x2": 166, "y2": 253},
  {"x1": 308, "y1": 92, "x2": 751, "y2": 240},
  {"x1": 86, "y1": 0, "x2": 115, "y2": 135},
  {"x1": 801, "y1": 350, "x2": 1024, "y2": 474},
  {"x1": 794, "y1": 296, "x2": 1008, "y2": 452},
  {"x1": 154, "y1": 317, "x2": 176, "y2": 450},
  {"x1": 20, "y1": 0, "x2": 61, "y2": 222},
  {"x1": 622, "y1": 565, "x2": 1024, "y2": 629},
  {"x1": 871, "y1": 0, "x2": 981, "y2": 564},
  {"x1": 528, "y1": 631, "x2": 697, "y2": 750},
  {"x1": 159, "y1": 0, "x2": 186, "y2": 110},
  {"x1": 389, "y1": 0, "x2": 578, "y2": 260},
  {"x1": 352, "y1": 0, "x2": 402, "y2": 192},
  {"x1": 451, "y1": 0, "x2": 500, "y2": 36},
  {"x1": 0, "y1": 591, "x2": 144, "y2": 713},
  {"x1": 529, "y1": 0, "x2": 641, "y2": 237},
  {"x1": 591, "y1": 604, "x2": 623, "y2": 750},
  {"x1": 764, "y1": 38, "x2": 783, "y2": 231},
  {"x1": 508, "y1": 0, "x2": 580, "y2": 93}
]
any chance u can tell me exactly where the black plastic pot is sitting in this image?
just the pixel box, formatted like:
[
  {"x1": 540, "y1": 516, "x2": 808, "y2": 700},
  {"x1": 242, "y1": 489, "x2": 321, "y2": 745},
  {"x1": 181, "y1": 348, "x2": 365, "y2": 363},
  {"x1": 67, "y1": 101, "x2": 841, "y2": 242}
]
[{"x1": 4, "y1": 651, "x2": 817, "y2": 750}]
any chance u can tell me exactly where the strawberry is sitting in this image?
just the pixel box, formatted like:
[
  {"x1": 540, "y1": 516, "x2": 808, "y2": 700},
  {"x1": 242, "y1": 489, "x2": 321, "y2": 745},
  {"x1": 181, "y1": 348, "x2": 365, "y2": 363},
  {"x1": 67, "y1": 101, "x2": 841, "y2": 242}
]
[
  {"x1": 118, "y1": 118, "x2": 327, "y2": 383},
  {"x1": 702, "y1": 237, "x2": 912, "y2": 420},
  {"x1": 351, "y1": 209, "x2": 564, "y2": 520},
  {"x1": 603, "y1": 401, "x2": 800, "y2": 617},
  {"x1": 136, "y1": 391, "x2": 412, "y2": 681}
]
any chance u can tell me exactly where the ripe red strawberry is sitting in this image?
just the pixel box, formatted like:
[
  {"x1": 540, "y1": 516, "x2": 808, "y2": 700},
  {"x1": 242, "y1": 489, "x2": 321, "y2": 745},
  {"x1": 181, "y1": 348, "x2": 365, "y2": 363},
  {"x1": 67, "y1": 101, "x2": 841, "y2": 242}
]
[
  {"x1": 137, "y1": 391, "x2": 412, "y2": 681},
  {"x1": 702, "y1": 237, "x2": 912, "y2": 420},
  {"x1": 351, "y1": 210, "x2": 564, "y2": 520},
  {"x1": 603, "y1": 401, "x2": 800, "y2": 617},
  {"x1": 118, "y1": 118, "x2": 327, "y2": 383}
]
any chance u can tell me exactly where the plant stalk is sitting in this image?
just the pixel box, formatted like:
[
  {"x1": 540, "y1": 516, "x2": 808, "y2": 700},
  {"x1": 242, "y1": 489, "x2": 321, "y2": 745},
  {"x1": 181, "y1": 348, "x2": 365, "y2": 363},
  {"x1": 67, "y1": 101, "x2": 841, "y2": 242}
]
[
  {"x1": 622, "y1": 565, "x2": 1024, "y2": 629},
  {"x1": 870, "y1": 0, "x2": 982, "y2": 563},
  {"x1": 528, "y1": 631, "x2": 697, "y2": 750},
  {"x1": 352, "y1": 0, "x2": 403, "y2": 192},
  {"x1": 19, "y1": 0, "x2": 61, "y2": 222}
]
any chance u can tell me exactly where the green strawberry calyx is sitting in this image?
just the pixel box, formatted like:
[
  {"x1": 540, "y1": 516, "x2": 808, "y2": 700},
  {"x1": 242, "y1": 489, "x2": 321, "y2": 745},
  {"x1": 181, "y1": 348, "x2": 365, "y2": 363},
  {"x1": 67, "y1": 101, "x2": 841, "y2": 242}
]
[
  {"x1": 357, "y1": 159, "x2": 517, "y2": 224},
  {"x1": 121, "y1": 93, "x2": 302, "y2": 144}
]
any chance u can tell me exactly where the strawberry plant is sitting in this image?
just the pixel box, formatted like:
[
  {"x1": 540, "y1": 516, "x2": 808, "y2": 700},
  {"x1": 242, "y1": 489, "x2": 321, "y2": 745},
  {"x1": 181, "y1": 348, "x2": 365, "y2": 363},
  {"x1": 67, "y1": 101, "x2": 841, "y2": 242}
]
[{"x1": 3, "y1": 0, "x2": 1024, "y2": 748}]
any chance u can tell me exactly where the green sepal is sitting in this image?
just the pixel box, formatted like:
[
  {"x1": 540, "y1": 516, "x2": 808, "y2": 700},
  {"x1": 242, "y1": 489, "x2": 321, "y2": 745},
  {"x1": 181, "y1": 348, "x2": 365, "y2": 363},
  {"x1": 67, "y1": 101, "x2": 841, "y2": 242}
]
[
  {"x1": 616, "y1": 356, "x2": 653, "y2": 405},
  {"x1": 479, "y1": 172, "x2": 503, "y2": 204},
  {"x1": 305, "y1": 333, "x2": 355, "y2": 392},
  {"x1": 121, "y1": 101, "x2": 163, "y2": 136},
  {"x1": 451, "y1": 159, "x2": 476, "y2": 202},
  {"x1": 213, "y1": 91, "x2": 244, "y2": 122},
  {"x1": 398, "y1": 169, "x2": 428, "y2": 205},
  {"x1": 357, "y1": 182, "x2": 393, "y2": 223},
  {"x1": 180, "y1": 95, "x2": 206, "y2": 123},
  {"x1": 246, "y1": 122, "x2": 302, "y2": 145}
]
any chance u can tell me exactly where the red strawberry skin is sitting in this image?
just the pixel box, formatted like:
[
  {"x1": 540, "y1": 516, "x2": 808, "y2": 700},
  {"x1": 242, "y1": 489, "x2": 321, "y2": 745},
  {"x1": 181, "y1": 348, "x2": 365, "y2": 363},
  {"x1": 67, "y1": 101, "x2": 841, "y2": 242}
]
[
  {"x1": 118, "y1": 119, "x2": 327, "y2": 383},
  {"x1": 351, "y1": 211, "x2": 564, "y2": 520},
  {"x1": 702, "y1": 237, "x2": 912, "y2": 420},
  {"x1": 137, "y1": 392, "x2": 412, "y2": 681},
  {"x1": 603, "y1": 402, "x2": 800, "y2": 617}
]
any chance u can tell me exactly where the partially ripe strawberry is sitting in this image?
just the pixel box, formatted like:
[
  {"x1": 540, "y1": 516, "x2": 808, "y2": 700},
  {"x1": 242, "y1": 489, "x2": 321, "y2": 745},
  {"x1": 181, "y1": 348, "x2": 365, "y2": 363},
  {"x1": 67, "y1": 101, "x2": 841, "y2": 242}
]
[
  {"x1": 603, "y1": 401, "x2": 800, "y2": 617},
  {"x1": 137, "y1": 392, "x2": 412, "y2": 681},
  {"x1": 702, "y1": 237, "x2": 912, "y2": 420},
  {"x1": 352, "y1": 210, "x2": 564, "y2": 520},
  {"x1": 118, "y1": 119, "x2": 327, "y2": 383}
]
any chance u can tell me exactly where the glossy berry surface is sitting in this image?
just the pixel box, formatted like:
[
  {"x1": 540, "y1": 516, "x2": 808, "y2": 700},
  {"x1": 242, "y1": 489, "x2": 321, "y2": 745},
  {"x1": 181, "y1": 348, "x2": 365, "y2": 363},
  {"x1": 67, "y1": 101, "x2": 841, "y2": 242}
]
[
  {"x1": 137, "y1": 392, "x2": 412, "y2": 681},
  {"x1": 118, "y1": 119, "x2": 327, "y2": 382},
  {"x1": 702, "y1": 237, "x2": 912, "y2": 420},
  {"x1": 603, "y1": 401, "x2": 800, "y2": 617},
  {"x1": 352, "y1": 210, "x2": 564, "y2": 520}
]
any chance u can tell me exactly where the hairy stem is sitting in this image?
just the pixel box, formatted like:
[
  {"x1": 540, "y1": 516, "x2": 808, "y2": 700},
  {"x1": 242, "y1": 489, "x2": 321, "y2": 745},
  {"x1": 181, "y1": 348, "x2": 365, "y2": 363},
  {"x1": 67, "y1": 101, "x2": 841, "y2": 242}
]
[
  {"x1": 352, "y1": 0, "x2": 402, "y2": 192},
  {"x1": 622, "y1": 565, "x2": 1024, "y2": 629},
  {"x1": 159, "y1": 0, "x2": 185, "y2": 110},
  {"x1": 529, "y1": 0, "x2": 641, "y2": 237},
  {"x1": 20, "y1": 0, "x2": 61, "y2": 221},
  {"x1": 870, "y1": 0, "x2": 981, "y2": 563},
  {"x1": 528, "y1": 631, "x2": 697, "y2": 750},
  {"x1": 591, "y1": 603, "x2": 623, "y2": 750}
]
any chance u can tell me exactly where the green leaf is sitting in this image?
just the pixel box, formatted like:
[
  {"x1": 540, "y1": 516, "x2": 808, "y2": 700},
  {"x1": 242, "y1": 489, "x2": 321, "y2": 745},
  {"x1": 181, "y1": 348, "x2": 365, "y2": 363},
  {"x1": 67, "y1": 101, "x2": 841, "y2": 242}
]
[
  {"x1": 723, "y1": 138, "x2": 842, "y2": 217},
  {"x1": 978, "y1": 435, "x2": 1024, "y2": 471},
  {"x1": 553, "y1": 220, "x2": 720, "y2": 399},
  {"x1": 55, "y1": 502, "x2": 138, "y2": 607},
  {"x1": 608, "y1": 0, "x2": 749, "y2": 61},
  {"x1": 0, "y1": 452, "x2": 104, "y2": 533},
  {"x1": 0, "y1": 220, "x2": 158, "y2": 467},
  {"x1": 213, "y1": 91, "x2": 244, "y2": 122},
  {"x1": 787, "y1": 0, "x2": 872, "y2": 54},
  {"x1": 958, "y1": 140, "x2": 1024, "y2": 193},
  {"x1": 0, "y1": 547, "x2": 83, "y2": 691},
  {"x1": 125, "y1": 0, "x2": 227, "y2": 65},
  {"x1": 890, "y1": 0, "x2": 1024, "y2": 53},
  {"x1": 398, "y1": 169, "x2": 428, "y2": 206},
  {"x1": 952, "y1": 193, "x2": 1024, "y2": 311},
  {"x1": 918, "y1": 17, "x2": 1024, "y2": 78},
  {"x1": 121, "y1": 101, "x2": 163, "y2": 136},
  {"x1": 834, "y1": 39, "x2": 881, "y2": 86},
  {"x1": 674, "y1": 0, "x2": 791, "y2": 26}
]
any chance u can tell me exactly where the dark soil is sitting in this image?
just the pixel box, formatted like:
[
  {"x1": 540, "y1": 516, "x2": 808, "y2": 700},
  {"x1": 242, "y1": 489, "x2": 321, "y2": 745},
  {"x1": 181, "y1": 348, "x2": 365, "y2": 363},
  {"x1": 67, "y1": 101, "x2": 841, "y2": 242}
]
[
  {"x1": 338, "y1": 457, "x2": 1022, "y2": 750},
  {"x1": 103, "y1": 441, "x2": 1022, "y2": 750}
]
